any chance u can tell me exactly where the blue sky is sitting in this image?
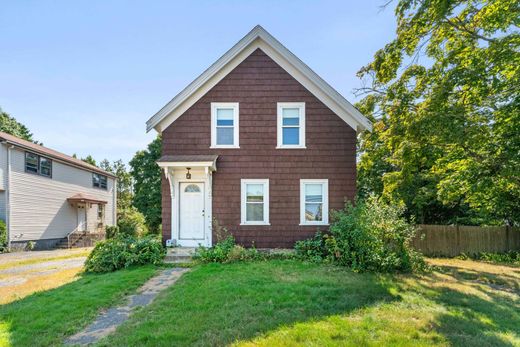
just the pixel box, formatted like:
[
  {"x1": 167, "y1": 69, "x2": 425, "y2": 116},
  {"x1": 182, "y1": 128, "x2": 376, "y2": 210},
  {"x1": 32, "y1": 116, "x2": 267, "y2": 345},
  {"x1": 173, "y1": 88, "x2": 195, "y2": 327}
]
[{"x1": 0, "y1": 1, "x2": 396, "y2": 164}]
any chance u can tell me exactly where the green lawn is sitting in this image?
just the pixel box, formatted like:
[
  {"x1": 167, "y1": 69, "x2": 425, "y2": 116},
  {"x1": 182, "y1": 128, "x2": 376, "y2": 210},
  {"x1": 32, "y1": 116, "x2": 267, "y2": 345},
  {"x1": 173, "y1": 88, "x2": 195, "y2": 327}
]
[
  {"x1": 97, "y1": 259, "x2": 520, "y2": 347},
  {"x1": 0, "y1": 265, "x2": 157, "y2": 347}
]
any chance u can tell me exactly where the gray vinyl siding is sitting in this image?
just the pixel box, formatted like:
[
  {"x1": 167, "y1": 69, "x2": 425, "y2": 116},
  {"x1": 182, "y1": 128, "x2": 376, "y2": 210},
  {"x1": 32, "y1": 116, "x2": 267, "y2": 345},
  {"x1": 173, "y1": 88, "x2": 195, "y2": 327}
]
[
  {"x1": 0, "y1": 143, "x2": 6, "y2": 190},
  {"x1": 8, "y1": 147, "x2": 116, "y2": 241}
]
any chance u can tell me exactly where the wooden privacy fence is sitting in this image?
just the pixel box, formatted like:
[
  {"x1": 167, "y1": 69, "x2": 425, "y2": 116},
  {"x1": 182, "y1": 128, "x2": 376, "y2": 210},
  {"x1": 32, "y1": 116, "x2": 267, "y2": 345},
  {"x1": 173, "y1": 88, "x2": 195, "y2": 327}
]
[{"x1": 412, "y1": 224, "x2": 520, "y2": 257}]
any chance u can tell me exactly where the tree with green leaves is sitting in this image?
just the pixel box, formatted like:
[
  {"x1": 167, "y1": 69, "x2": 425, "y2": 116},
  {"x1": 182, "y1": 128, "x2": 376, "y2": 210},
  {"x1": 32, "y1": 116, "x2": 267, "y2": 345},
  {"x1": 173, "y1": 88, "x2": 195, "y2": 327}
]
[
  {"x1": 356, "y1": 0, "x2": 519, "y2": 225},
  {"x1": 100, "y1": 159, "x2": 133, "y2": 211},
  {"x1": 81, "y1": 155, "x2": 97, "y2": 166},
  {"x1": 129, "y1": 136, "x2": 162, "y2": 232},
  {"x1": 0, "y1": 108, "x2": 34, "y2": 141}
]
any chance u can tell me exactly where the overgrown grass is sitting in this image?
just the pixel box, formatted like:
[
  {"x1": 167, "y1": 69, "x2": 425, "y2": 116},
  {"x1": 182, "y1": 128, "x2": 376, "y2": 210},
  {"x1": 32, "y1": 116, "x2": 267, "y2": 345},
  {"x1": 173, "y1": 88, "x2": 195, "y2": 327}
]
[
  {"x1": 0, "y1": 266, "x2": 157, "y2": 347},
  {"x1": 99, "y1": 259, "x2": 520, "y2": 347}
]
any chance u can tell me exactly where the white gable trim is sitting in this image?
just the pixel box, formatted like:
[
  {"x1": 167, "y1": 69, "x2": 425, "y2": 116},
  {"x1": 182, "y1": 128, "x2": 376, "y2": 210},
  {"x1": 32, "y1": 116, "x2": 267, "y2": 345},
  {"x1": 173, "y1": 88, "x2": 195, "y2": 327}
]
[{"x1": 147, "y1": 25, "x2": 372, "y2": 133}]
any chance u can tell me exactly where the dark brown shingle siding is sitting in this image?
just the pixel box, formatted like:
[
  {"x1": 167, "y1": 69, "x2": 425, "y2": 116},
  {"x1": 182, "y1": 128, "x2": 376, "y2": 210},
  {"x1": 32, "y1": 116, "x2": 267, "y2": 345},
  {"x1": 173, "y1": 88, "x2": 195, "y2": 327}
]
[{"x1": 161, "y1": 49, "x2": 356, "y2": 248}]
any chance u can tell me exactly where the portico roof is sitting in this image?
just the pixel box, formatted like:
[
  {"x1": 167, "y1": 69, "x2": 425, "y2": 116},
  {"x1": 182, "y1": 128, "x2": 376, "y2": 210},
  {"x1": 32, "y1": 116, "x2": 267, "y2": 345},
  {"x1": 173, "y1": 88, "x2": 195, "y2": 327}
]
[
  {"x1": 67, "y1": 193, "x2": 107, "y2": 205},
  {"x1": 157, "y1": 155, "x2": 218, "y2": 171}
]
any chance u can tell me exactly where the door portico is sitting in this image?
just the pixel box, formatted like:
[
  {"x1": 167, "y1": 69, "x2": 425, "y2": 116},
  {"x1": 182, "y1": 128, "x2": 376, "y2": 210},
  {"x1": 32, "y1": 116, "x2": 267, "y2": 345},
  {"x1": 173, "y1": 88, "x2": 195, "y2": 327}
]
[{"x1": 158, "y1": 155, "x2": 217, "y2": 247}]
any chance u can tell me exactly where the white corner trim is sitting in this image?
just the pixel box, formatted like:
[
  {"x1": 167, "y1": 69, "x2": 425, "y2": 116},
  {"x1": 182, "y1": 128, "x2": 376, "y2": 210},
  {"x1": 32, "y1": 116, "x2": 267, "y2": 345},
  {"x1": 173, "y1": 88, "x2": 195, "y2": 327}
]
[
  {"x1": 210, "y1": 102, "x2": 240, "y2": 148},
  {"x1": 146, "y1": 25, "x2": 372, "y2": 133},
  {"x1": 277, "y1": 102, "x2": 306, "y2": 149},
  {"x1": 240, "y1": 179, "x2": 270, "y2": 225},
  {"x1": 300, "y1": 179, "x2": 329, "y2": 226}
]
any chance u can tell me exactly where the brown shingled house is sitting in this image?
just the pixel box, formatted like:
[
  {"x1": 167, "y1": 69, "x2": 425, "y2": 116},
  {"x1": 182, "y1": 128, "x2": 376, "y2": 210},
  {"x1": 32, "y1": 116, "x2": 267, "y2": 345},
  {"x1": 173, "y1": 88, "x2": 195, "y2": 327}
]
[{"x1": 147, "y1": 25, "x2": 372, "y2": 248}]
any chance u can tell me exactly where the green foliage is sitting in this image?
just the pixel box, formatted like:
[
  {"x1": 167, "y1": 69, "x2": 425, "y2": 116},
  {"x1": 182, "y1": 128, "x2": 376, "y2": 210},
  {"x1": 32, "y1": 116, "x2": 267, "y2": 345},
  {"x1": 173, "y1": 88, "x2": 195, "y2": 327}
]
[
  {"x1": 100, "y1": 159, "x2": 133, "y2": 211},
  {"x1": 0, "y1": 108, "x2": 34, "y2": 141},
  {"x1": 356, "y1": 0, "x2": 520, "y2": 226},
  {"x1": 117, "y1": 206, "x2": 149, "y2": 237},
  {"x1": 130, "y1": 136, "x2": 162, "y2": 233},
  {"x1": 457, "y1": 251, "x2": 520, "y2": 265},
  {"x1": 105, "y1": 225, "x2": 120, "y2": 239},
  {"x1": 295, "y1": 196, "x2": 425, "y2": 273},
  {"x1": 84, "y1": 235, "x2": 165, "y2": 273},
  {"x1": 294, "y1": 231, "x2": 328, "y2": 263},
  {"x1": 194, "y1": 236, "x2": 291, "y2": 263},
  {"x1": 0, "y1": 220, "x2": 7, "y2": 252},
  {"x1": 195, "y1": 236, "x2": 237, "y2": 263},
  {"x1": 81, "y1": 155, "x2": 97, "y2": 166}
]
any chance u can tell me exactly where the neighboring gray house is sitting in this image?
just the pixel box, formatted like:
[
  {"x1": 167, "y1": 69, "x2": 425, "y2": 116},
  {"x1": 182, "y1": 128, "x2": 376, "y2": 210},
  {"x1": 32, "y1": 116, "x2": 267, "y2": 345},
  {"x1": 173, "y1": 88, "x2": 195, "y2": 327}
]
[{"x1": 0, "y1": 131, "x2": 117, "y2": 250}]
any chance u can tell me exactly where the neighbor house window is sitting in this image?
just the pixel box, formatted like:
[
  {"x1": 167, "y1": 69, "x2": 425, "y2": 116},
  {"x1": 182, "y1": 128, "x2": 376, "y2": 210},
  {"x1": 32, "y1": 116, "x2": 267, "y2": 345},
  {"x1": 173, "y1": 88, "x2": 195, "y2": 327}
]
[
  {"x1": 277, "y1": 102, "x2": 305, "y2": 148},
  {"x1": 92, "y1": 173, "x2": 108, "y2": 189},
  {"x1": 211, "y1": 102, "x2": 239, "y2": 148},
  {"x1": 300, "y1": 179, "x2": 328, "y2": 225},
  {"x1": 241, "y1": 179, "x2": 269, "y2": 225},
  {"x1": 25, "y1": 152, "x2": 52, "y2": 178}
]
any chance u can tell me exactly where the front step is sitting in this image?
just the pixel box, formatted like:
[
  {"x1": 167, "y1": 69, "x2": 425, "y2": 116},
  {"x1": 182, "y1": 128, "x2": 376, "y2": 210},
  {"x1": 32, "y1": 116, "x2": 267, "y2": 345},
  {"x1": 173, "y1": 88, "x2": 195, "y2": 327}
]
[{"x1": 164, "y1": 247, "x2": 196, "y2": 263}]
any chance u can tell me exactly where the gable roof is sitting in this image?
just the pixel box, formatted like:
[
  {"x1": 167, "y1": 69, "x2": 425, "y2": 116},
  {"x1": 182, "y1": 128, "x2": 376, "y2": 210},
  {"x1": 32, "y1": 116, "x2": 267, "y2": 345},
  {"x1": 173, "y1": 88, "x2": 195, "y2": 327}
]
[
  {"x1": 0, "y1": 131, "x2": 117, "y2": 178},
  {"x1": 147, "y1": 25, "x2": 372, "y2": 133}
]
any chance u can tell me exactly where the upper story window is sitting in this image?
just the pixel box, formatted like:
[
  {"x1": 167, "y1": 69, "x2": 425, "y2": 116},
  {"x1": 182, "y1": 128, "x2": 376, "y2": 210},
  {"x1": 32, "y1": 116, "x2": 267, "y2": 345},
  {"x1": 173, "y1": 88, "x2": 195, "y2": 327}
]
[
  {"x1": 211, "y1": 102, "x2": 239, "y2": 148},
  {"x1": 25, "y1": 152, "x2": 52, "y2": 178},
  {"x1": 300, "y1": 179, "x2": 328, "y2": 225},
  {"x1": 277, "y1": 102, "x2": 306, "y2": 149},
  {"x1": 92, "y1": 173, "x2": 108, "y2": 190},
  {"x1": 241, "y1": 179, "x2": 269, "y2": 225}
]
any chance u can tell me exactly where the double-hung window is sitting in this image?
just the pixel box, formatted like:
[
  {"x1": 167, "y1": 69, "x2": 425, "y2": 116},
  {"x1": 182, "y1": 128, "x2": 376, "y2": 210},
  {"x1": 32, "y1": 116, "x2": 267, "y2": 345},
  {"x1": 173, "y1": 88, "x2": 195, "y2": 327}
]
[
  {"x1": 211, "y1": 102, "x2": 239, "y2": 148},
  {"x1": 241, "y1": 179, "x2": 269, "y2": 225},
  {"x1": 25, "y1": 152, "x2": 52, "y2": 178},
  {"x1": 277, "y1": 102, "x2": 305, "y2": 148},
  {"x1": 300, "y1": 179, "x2": 328, "y2": 225},
  {"x1": 92, "y1": 173, "x2": 108, "y2": 189}
]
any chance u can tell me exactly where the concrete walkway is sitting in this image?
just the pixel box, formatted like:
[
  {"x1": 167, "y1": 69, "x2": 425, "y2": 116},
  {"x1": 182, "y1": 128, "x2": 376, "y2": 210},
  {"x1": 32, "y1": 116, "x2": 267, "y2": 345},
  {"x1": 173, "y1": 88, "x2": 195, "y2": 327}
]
[{"x1": 65, "y1": 267, "x2": 189, "y2": 346}]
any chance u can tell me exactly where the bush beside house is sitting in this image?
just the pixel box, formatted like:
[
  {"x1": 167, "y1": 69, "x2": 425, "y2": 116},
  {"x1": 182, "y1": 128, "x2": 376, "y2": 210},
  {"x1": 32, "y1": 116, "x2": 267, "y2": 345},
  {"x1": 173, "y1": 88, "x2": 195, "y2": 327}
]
[{"x1": 295, "y1": 196, "x2": 425, "y2": 273}]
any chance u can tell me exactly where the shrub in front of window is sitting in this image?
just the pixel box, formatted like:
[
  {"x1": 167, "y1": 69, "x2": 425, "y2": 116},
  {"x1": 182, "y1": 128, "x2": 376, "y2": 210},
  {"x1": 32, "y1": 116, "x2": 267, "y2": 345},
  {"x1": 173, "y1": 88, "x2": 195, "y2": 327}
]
[
  {"x1": 295, "y1": 195, "x2": 425, "y2": 273},
  {"x1": 84, "y1": 235, "x2": 165, "y2": 273}
]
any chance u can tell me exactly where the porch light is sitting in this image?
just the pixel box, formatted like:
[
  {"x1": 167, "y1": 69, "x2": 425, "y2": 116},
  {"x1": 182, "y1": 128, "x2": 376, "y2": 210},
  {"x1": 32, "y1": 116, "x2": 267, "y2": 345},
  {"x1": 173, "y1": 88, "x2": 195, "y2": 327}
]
[{"x1": 186, "y1": 167, "x2": 191, "y2": 180}]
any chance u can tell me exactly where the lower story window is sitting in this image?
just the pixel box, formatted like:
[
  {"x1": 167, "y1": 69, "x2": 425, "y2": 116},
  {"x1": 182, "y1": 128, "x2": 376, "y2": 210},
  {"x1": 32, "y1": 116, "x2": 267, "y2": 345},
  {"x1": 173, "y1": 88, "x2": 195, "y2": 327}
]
[
  {"x1": 97, "y1": 204, "x2": 105, "y2": 222},
  {"x1": 300, "y1": 179, "x2": 329, "y2": 225},
  {"x1": 241, "y1": 179, "x2": 269, "y2": 225}
]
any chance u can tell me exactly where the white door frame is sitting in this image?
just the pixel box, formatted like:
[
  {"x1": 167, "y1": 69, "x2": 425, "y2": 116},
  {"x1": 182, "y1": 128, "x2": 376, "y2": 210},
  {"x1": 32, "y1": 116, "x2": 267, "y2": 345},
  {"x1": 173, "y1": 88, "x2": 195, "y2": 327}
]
[{"x1": 165, "y1": 167, "x2": 213, "y2": 247}]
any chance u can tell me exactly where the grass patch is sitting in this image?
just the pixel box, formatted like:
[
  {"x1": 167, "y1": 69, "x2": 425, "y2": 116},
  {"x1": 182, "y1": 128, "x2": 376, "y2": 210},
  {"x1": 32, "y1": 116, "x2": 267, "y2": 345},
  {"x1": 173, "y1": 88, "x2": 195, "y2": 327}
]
[
  {"x1": 99, "y1": 259, "x2": 520, "y2": 347},
  {"x1": 0, "y1": 265, "x2": 157, "y2": 347}
]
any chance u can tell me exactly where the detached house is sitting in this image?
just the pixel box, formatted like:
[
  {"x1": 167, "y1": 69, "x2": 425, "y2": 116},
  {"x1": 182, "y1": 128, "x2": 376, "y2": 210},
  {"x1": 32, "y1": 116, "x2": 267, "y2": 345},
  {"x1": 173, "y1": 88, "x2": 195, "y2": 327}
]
[
  {"x1": 147, "y1": 25, "x2": 371, "y2": 248},
  {"x1": 0, "y1": 132, "x2": 117, "y2": 250}
]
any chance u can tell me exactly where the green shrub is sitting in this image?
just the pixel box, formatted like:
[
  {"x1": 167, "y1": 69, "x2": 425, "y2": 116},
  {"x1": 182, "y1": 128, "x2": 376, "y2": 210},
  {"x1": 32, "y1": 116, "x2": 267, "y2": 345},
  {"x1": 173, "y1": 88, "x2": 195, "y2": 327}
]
[
  {"x1": 117, "y1": 207, "x2": 149, "y2": 237},
  {"x1": 0, "y1": 220, "x2": 7, "y2": 252},
  {"x1": 457, "y1": 251, "x2": 520, "y2": 265},
  {"x1": 84, "y1": 235, "x2": 164, "y2": 273},
  {"x1": 294, "y1": 231, "x2": 328, "y2": 263},
  {"x1": 295, "y1": 196, "x2": 425, "y2": 273},
  {"x1": 195, "y1": 236, "x2": 236, "y2": 263},
  {"x1": 105, "y1": 225, "x2": 120, "y2": 239},
  {"x1": 194, "y1": 236, "x2": 289, "y2": 263}
]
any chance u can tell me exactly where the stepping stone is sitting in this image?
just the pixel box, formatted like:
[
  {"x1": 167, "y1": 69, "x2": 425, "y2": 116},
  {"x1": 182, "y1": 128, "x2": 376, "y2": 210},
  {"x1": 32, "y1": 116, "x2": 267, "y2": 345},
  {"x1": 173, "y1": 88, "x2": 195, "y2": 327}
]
[{"x1": 65, "y1": 267, "x2": 189, "y2": 346}]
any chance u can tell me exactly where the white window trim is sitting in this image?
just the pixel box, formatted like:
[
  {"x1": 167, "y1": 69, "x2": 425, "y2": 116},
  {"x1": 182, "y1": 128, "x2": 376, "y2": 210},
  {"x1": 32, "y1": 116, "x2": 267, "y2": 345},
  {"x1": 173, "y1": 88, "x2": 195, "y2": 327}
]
[
  {"x1": 300, "y1": 179, "x2": 329, "y2": 225},
  {"x1": 211, "y1": 102, "x2": 240, "y2": 148},
  {"x1": 241, "y1": 179, "x2": 270, "y2": 225},
  {"x1": 277, "y1": 102, "x2": 306, "y2": 149}
]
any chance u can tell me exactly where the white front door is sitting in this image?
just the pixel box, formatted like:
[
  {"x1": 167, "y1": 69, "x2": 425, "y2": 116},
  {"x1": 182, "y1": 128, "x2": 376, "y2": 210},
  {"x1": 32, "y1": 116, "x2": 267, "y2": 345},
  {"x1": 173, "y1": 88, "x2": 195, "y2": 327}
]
[
  {"x1": 77, "y1": 204, "x2": 87, "y2": 231},
  {"x1": 179, "y1": 182, "x2": 205, "y2": 241}
]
